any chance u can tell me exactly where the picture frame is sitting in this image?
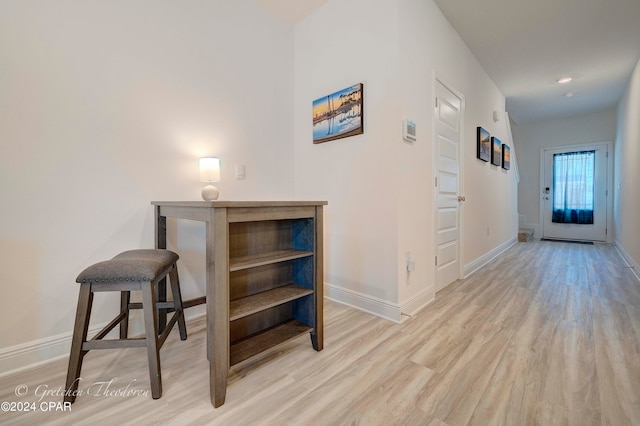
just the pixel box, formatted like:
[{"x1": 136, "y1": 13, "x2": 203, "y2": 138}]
[
  {"x1": 477, "y1": 127, "x2": 490, "y2": 162},
  {"x1": 502, "y1": 144, "x2": 511, "y2": 170},
  {"x1": 312, "y1": 83, "x2": 364, "y2": 144},
  {"x1": 491, "y1": 136, "x2": 501, "y2": 166}
]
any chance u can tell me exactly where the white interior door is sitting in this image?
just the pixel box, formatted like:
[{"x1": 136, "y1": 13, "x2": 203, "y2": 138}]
[
  {"x1": 542, "y1": 143, "x2": 609, "y2": 242},
  {"x1": 434, "y1": 79, "x2": 463, "y2": 292}
]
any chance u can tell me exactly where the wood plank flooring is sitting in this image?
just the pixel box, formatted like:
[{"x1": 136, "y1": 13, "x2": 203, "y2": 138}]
[{"x1": 2, "y1": 240, "x2": 640, "y2": 425}]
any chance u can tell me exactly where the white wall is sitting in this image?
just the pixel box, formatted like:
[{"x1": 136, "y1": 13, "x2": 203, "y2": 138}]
[
  {"x1": 614, "y1": 58, "x2": 640, "y2": 270},
  {"x1": 293, "y1": 0, "x2": 402, "y2": 316},
  {"x1": 1, "y1": 0, "x2": 522, "y2": 372},
  {"x1": 0, "y1": 0, "x2": 295, "y2": 373},
  {"x1": 294, "y1": 0, "x2": 518, "y2": 320},
  {"x1": 397, "y1": 0, "x2": 517, "y2": 306},
  {"x1": 516, "y1": 110, "x2": 617, "y2": 233}
]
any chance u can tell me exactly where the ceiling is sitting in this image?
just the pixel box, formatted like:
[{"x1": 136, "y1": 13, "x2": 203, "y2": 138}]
[
  {"x1": 433, "y1": 0, "x2": 640, "y2": 124},
  {"x1": 254, "y1": 0, "x2": 640, "y2": 124}
]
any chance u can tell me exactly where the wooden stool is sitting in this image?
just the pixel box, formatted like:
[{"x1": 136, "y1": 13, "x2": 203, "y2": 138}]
[{"x1": 65, "y1": 249, "x2": 187, "y2": 403}]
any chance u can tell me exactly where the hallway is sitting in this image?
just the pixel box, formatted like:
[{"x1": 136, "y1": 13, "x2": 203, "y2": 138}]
[{"x1": 1, "y1": 240, "x2": 639, "y2": 425}]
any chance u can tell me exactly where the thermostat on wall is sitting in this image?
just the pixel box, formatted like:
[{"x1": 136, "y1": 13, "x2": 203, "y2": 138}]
[{"x1": 403, "y1": 119, "x2": 417, "y2": 142}]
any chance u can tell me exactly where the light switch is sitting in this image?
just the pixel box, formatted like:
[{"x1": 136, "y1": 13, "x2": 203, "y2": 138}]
[{"x1": 235, "y1": 164, "x2": 246, "y2": 180}]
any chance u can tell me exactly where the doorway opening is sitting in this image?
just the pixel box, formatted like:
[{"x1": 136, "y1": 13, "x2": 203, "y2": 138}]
[{"x1": 541, "y1": 142, "x2": 612, "y2": 242}]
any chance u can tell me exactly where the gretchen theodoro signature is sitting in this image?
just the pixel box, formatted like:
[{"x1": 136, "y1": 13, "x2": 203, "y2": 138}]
[{"x1": 27, "y1": 378, "x2": 149, "y2": 401}]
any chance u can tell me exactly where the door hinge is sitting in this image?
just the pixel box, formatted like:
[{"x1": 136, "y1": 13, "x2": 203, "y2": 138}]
[
  {"x1": 435, "y1": 97, "x2": 438, "y2": 108},
  {"x1": 435, "y1": 176, "x2": 438, "y2": 187},
  {"x1": 435, "y1": 256, "x2": 438, "y2": 266},
  {"x1": 606, "y1": 228, "x2": 608, "y2": 235}
]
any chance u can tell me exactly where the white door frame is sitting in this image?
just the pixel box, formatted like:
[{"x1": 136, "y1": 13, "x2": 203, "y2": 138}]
[
  {"x1": 432, "y1": 74, "x2": 465, "y2": 290},
  {"x1": 539, "y1": 141, "x2": 614, "y2": 242}
]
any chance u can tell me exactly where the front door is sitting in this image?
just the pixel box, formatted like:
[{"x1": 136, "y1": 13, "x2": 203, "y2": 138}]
[
  {"x1": 542, "y1": 143, "x2": 609, "y2": 242},
  {"x1": 434, "y1": 79, "x2": 463, "y2": 291}
]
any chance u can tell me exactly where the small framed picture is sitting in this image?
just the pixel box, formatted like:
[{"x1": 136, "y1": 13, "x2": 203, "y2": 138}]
[
  {"x1": 491, "y1": 136, "x2": 501, "y2": 166},
  {"x1": 502, "y1": 144, "x2": 511, "y2": 170},
  {"x1": 477, "y1": 127, "x2": 490, "y2": 162},
  {"x1": 312, "y1": 83, "x2": 364, "y2": 144}
]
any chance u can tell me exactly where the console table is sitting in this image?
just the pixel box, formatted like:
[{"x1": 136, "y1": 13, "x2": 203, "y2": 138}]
[{"x1": 151, "y1": 201, "x2": 326, "y2": 407}]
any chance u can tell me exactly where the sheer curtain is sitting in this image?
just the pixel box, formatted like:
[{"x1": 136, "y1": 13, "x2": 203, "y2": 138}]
[{"x1": 552, "y1": 151, "x2": 595, "y2": 224}]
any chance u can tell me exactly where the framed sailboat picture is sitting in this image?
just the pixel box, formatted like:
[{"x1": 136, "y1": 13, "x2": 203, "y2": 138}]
[{"x1": 312, "y1": 83, "x2": 364, "y2": 144}]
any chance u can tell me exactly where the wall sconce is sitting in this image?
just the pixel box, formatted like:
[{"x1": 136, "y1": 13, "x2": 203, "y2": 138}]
[
  {"x1": 200, "y1": 157, "x2": 220, "y2": 201},
  {"x1": 493, "y1": 110, "x2": 500, "y2": 123}
]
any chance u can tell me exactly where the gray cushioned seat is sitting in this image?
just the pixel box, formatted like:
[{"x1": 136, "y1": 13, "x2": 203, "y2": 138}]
[
  {"x1": 76, "y1": 249, "x2": 179, "y2": 283},
  {"x1": 112, "y1": 249, "x2": 179, "y2": 263},
  {"x1": 66, "y1": 248, "x2": 186, "y2": 403}
]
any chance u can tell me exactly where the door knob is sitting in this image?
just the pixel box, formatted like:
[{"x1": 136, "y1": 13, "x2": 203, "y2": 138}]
[{"x1": 457, "y1": 196, "x2": 466, "y2": 202}]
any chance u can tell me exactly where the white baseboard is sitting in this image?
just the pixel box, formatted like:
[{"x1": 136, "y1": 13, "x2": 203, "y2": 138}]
[
  {"x1": 328, "y1": 239, "x2": 519, "y2": 323},
  {"x1": 464, "y1": 237, "x2": 517, "y2": 278},
  {"x1": 325, "y1": 283, "x2": 402, "y2": 323},
  {"x1": 400, "y1": 286, "x2": 435, "y2": 317},
  {"x1": 0, "y1": 309, "x2": 206, "y2": 379},
  {"x1": 614, "y1": 240, "x2": 640, "y2": 283},
  {"x1": 0, "y1": 324, "x2": 103, "y2": 379}
]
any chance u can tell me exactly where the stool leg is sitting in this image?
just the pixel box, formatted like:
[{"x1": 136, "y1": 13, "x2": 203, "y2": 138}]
[
  {"x1": 141, "y1": 281, "x2": 162, "y2": 399},
  {"x1": 120, "y1": 291, "x2": 130, "y2": 339},
  {"x1": 65, "y1": 283, "x2": 93, "y2": 404},
  {"x1": 169, "y1": 265, "x2": 187, "y2": 341}
]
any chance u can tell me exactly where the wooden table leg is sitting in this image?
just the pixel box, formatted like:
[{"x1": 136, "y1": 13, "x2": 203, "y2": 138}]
[
  {"x1": 312, "y1": 206, "x2": 324, "y2": 351},
  {"x1": 154, "y1": 207, "x2": 168, "y2": 332},
  {"x1": 207, "y1": 209, "x2": 229, "y2": 407}
]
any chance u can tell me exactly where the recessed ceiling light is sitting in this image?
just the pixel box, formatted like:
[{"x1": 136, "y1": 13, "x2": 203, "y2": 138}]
[{"x1": 557, "y1": 77, "x2": 573, "y2": 84}]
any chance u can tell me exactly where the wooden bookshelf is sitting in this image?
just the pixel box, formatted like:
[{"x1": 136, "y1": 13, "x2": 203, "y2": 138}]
[{"x1": 153, "y1": 201, "x2": 326, "y2": 408}]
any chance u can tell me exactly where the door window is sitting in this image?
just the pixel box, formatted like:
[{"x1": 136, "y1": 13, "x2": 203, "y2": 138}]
[{"x1": 552, "y1": 150, "x2": 595, "y2": 224}]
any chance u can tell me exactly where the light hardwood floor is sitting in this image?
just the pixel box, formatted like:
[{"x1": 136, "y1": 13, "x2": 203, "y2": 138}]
[{"x1": 2, "y1": 240, "x2": 640, "y2": 425}]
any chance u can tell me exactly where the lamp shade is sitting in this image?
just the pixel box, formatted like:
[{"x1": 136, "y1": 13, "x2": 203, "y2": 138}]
[{"x1": 199, "y1": 157, "x2": 220, "y2": 182}]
